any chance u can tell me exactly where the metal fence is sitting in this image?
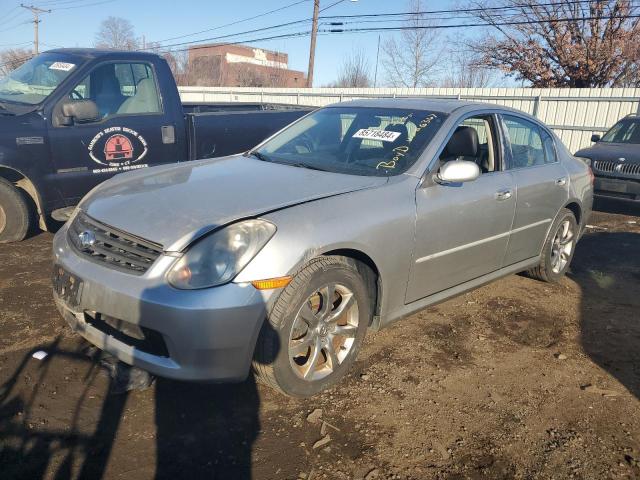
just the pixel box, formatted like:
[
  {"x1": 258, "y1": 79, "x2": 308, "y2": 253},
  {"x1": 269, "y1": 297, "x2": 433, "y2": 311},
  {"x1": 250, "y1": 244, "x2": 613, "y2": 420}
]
[{"x1": 178, "y1": 86, "x2": 640, "y2": 153}]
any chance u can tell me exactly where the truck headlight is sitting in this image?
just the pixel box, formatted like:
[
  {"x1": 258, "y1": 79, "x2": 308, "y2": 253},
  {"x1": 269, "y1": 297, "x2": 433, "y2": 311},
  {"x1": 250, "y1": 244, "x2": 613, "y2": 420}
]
[{"x1": 167, "y1": 219, "x2": 276, "y2": 289}]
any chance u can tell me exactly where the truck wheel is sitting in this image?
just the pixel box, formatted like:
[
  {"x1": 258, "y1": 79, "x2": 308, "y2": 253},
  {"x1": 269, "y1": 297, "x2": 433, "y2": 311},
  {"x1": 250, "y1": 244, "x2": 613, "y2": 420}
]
[
  {"x1": 527, "y1": 208, "x2": 578, "y2": 283},
  {"x1": 253, "y1": 257, "x2": 370, "y2": 397},
  {"x1": 0, "y1": 178, "x2": 32, "y2": 243}
]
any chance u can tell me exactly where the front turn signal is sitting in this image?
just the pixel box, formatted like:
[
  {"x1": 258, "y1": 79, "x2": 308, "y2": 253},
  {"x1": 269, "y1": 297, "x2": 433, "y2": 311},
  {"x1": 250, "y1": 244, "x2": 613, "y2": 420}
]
[{"x1": 251, "y1": 276, "x2": 293, "y2": 290}]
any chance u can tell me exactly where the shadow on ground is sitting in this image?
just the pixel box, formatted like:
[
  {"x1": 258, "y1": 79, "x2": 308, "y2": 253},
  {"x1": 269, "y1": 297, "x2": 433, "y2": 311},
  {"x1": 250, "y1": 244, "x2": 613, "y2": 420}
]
[
  {"x1": 571, "y1": 210, "x2": 640, "y2": 401},
  {"x1": 0, "y1": 335, "x2": 272, "y2": 480}
]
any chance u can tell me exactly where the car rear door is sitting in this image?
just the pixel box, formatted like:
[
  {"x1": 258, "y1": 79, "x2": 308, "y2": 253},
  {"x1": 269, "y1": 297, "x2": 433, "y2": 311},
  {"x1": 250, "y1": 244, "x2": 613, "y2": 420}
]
[
  {"x1": 499, "y1": 114, "x2": 569, "y2": 266},
  {"x1": 47, "y1": 61, "x2": 181, "y2": 205},
  {"x1": 406, "y1": 113, "x2": 516, "y2": 304}
]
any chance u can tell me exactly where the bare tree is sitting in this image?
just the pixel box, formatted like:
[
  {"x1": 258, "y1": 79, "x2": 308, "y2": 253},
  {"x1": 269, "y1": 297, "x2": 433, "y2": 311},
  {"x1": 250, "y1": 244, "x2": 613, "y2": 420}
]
[
  {"x1": 471, "y1": 0, "x2": 640, "y2": 87},
  {"x1": 441, "y1": 48, "x2": 495, "y2": 88},
  {"x1": 95, "y1": 16, "x2": 139, "y2": 50},
  {"x1": 331, "y1": 50, "x2": 372, "y2": 87},
  {"x1": 381, "y1": 0, "x2": 441, "y2": 88},
  {"x1": 0, "y1": 48, "x2": 33, "y2": 75}
]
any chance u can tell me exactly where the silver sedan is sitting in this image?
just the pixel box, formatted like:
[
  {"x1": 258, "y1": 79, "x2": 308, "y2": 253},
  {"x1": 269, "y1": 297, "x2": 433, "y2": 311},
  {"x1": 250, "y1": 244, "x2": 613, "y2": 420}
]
[{"x1": 52, "y1": 99, "x2": 593, "y2": 397}]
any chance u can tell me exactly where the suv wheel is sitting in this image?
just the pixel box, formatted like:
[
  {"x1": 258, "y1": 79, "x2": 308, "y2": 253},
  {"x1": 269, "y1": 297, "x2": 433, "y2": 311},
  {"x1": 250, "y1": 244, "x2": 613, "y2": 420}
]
[{"x1": 253, "y1": 257, "x2": 370, "y2": 397}]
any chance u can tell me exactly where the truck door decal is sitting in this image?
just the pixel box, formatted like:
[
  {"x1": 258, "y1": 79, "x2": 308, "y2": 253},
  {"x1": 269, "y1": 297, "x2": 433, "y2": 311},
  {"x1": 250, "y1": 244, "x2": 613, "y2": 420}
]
[{"x1": 88, "y1": 126, "x2": 148, "y2": 173}]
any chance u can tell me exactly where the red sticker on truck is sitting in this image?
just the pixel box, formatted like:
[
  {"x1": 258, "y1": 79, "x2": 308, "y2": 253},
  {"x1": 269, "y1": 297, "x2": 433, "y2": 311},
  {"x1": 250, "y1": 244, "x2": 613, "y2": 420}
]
[{"x1": 88, "y1": 127, "x2": 148, "y2": 173}]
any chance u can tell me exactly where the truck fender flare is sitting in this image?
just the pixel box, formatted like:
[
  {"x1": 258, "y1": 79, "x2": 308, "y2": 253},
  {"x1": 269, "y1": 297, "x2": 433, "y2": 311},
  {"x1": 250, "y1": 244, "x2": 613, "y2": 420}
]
[{"x1": 0, "y1": 166, "x2": 47, "y2": 231}]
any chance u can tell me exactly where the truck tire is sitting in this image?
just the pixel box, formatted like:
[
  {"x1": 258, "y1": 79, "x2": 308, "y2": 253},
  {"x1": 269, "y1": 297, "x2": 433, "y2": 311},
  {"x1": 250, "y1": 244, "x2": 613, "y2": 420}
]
[
  {"x1": 253, "y1": 256, "x2": 370, "y2": 397},
  {"x1": 527, "y1": 208, "x2": 578, "y2": 283},
  {"x1": 0, "y1": 178, "x2": 32, "y2": 243}
]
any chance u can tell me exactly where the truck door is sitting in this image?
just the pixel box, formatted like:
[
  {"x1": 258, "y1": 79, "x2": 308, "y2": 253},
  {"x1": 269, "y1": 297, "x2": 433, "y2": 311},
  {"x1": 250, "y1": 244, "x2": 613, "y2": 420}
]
[{"x1": 47, "y1": 61, "x2": 180, "y2": 205}]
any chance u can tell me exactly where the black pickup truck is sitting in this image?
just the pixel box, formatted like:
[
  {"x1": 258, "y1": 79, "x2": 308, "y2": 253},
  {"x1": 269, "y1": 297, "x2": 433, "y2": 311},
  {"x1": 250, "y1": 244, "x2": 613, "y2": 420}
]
[{"x1": 0, "y1": 48, "x2": 312, "y2": 242}]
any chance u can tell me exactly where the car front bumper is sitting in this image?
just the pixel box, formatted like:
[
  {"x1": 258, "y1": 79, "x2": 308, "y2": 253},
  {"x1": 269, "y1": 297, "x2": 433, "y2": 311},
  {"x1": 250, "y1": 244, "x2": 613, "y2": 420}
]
[
  {"x1": 594, "y1": 176, "x2": 640, "y2": 202},
  {"x1": 52, "y1": 224, "x2": 272, "y2": 382}
]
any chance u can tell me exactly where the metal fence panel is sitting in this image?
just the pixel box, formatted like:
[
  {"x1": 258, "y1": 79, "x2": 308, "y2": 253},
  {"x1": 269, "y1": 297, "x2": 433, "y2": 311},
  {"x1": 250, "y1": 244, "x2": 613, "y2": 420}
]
[{"x1": 178, "y1": 86, "x2": 640, "y2": 153}]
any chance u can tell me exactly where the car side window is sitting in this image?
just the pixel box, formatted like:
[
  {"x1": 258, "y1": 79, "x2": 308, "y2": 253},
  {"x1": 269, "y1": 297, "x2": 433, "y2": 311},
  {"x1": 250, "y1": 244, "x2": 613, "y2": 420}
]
[
  {"x1": 70, "y1": 62, "x2": 161, "y2": 119},
  {"x1": 541, "y1": 129, "x2": 557, "y2": 164},
  {"x1": 502, "y1": 115, "x2": 546, "y2": 169},
  {"x1": 439, "y1": 115, "x2": 499, "y2": 173}
]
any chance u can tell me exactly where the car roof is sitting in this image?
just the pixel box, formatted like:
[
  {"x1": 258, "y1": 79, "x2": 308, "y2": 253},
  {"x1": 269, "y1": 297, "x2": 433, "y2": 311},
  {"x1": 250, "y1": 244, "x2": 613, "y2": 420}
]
[
  {"x1": 330, "y1": 97, "x2": 530, "y2": 116},
  {"x1": 43, "y1": 48, "x2": 160, "y2": 61}
]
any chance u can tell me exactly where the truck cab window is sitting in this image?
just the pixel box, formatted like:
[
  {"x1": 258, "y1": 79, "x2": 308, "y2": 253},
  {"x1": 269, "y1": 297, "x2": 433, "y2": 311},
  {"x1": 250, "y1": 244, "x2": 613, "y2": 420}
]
[{"x1": 70, "y1": 62, "x2": 161, "y2": 118}]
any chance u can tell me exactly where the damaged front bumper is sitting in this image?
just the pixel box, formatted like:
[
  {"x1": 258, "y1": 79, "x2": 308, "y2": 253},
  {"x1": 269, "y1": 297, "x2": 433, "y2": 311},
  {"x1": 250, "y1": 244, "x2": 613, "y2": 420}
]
[{"x1": 52, "y1": 223, "x2": 271, "y2": 382}]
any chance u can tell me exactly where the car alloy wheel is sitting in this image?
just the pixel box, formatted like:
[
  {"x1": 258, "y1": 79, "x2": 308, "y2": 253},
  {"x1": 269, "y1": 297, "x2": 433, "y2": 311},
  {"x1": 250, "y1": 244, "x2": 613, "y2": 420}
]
[
  {"x1": 550, "y1": 219, "x2": 575, "y2": 274},
  {"x1": 288, "y1": 283, "x2": 359, "y2": 381}
]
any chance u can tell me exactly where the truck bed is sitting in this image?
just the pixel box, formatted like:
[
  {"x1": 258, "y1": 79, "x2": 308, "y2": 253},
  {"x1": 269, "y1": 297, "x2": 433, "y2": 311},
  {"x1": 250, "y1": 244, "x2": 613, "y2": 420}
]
[{"x1": 185, "y1": 105, "x2": 314, "y2": 160}]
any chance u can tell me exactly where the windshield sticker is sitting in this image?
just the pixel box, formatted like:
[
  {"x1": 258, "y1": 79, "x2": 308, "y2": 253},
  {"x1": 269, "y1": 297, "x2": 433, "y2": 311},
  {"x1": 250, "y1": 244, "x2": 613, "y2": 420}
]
[
  {"x1": 353, "y1": 128, "x2": 401, "y2": 143},
  {"x1": 88, "y1": 126, "x2": 148, "y2": 171},
  {"x1": 49, "y1": 62, "x2": 75, "y2": 72},
  {"x1": 375, "y1": 114, "x2": 440, "y2": 171}
]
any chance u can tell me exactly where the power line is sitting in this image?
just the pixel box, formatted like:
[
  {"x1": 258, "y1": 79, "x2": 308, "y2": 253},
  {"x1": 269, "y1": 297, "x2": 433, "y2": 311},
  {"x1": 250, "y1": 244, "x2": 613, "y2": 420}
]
[
  {"x1": 322, "y1": 13, "x2": 640, "y2": 34},
  {"x1": 149, "y1": 0, "x2": 311, "y2": 45}
]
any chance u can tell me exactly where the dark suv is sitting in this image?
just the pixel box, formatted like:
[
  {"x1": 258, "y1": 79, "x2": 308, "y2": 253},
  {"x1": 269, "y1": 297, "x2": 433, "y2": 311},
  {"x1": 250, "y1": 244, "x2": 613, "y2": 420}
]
[{"x1": 575, "y1": 114, "x2": 640, "y2": 203}]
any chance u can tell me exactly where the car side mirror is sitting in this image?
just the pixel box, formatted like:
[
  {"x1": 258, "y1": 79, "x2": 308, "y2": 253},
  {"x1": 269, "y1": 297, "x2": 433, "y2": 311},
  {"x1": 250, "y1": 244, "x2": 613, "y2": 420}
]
[
  {"x1": 60, "y1": 99, "x2": 100, "y2": 125},
  {"x1": 591, "y1": 134, "x2": 601, "y2": 143},
  {"x1": 436, "y1": 160, "x2": 481, "y2": 184}
]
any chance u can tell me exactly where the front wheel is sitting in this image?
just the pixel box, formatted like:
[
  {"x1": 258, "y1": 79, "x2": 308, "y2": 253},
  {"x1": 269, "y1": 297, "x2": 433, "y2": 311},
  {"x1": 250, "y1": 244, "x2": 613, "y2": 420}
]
[
  {"x1": 0, "y1": 178, "x2": 32, "y2": 243},
  {"x1": 253, "y1": 257, "x2": 370, "y2": 397},
  {"x1": 527, "y1": 208, "x2": 578, "y2": 283}
]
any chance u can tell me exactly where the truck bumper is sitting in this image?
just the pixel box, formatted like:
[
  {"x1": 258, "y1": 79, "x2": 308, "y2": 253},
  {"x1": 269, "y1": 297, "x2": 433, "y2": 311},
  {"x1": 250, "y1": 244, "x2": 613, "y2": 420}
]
[
  {"x1": 594, "y1": 176, "x2": 640, "y2": 203},
  {"x1": 52, "y1": 224, "x2": 272, "y2": 382}
]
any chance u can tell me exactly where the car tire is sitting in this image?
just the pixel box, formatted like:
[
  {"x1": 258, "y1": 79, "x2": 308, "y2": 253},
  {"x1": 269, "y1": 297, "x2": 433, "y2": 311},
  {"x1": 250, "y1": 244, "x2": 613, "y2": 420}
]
[
  {"x1": 0, "y1": 178, "x2": 32, "y2": 243},
  {"x1": 527, "y1": 208, "x2": 578, "y2": 283},
  {"x1": 253, "y1": 256, "x2": 370, "y2": 397}
]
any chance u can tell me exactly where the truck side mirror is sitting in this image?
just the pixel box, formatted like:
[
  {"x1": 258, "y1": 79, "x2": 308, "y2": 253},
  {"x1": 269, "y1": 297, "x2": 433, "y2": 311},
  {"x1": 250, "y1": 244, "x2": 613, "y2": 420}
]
[
  {"x1": 591, "y1": 134, "x2": 601, "y2": 143},
  {"x1": 60, "y1": 99, "x2": 100, "y2": 125}
]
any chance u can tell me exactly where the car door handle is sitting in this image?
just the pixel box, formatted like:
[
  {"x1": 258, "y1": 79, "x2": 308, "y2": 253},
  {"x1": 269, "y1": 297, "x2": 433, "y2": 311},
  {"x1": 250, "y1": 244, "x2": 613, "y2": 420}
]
[
  {"x1": 555, "y1": 177, "x2": 567, "y2": 186},
  {"x1": 495, "y1": 189, "x2": 513, "y2": 201}
]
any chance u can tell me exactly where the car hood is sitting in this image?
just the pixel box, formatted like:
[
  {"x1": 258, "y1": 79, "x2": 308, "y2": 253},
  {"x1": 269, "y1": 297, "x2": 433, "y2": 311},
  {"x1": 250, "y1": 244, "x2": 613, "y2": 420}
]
[
  {"x1": 80, "y1": 155, "x2": 387, "y2": 251},
  {"x1": 575, "y1": 142, "x2": 640, "y2": 163}
]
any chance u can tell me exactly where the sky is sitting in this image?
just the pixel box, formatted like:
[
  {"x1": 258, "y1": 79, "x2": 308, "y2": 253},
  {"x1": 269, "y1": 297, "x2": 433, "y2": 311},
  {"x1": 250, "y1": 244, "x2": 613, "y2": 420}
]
[{"x1": 0, "y1": 0, "x2": 485, "y2": 86}]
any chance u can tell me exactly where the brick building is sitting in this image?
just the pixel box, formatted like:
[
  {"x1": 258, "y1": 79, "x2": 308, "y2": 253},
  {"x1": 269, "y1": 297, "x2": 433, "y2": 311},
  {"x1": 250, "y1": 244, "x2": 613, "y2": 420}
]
[{"x1": 187, "y1": 44, "x2": 306, "y2": 87}]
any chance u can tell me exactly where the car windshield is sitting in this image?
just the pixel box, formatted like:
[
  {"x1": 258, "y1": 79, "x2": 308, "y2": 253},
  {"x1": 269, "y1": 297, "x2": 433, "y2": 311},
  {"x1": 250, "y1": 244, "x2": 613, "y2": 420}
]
[
  {"x1": 254, "y1": 106, "x2": 447, "y2": 176},
  {"x1": 600, "y1": 118, "x2": 640, "y2": 144},
  {"x1": 0, "y1": 52, "x2": 81, "y2": 105}
]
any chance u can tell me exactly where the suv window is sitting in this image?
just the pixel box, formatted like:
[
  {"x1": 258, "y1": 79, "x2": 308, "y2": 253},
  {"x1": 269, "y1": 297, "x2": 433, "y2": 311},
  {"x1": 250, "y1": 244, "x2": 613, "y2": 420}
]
[
  {"x1": 70, "y1": 62, "x2": 161, "y2": 118},
  {"x1": 502, "y1": 115, "x2": 546, "y2": 168}
]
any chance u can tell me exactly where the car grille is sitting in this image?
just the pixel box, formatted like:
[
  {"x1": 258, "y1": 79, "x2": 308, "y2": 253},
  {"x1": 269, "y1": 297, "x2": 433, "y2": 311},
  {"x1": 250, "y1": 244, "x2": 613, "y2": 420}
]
[
  {"x1": 68, "y1": 212, "x2": 163, "y2": 275},
  {"x1": 593, "y1": 160, "x2": 640, "y2": 177}
]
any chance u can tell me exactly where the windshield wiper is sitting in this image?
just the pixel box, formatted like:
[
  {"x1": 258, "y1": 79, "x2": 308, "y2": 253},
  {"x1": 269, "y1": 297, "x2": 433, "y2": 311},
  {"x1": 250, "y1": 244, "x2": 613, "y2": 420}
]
[
  {"x1": 247, "y1": 151, "x2": 272, "y2": 162},
  {"x1": 285, "y1": 162, "x2": 330, "y2": 172}
]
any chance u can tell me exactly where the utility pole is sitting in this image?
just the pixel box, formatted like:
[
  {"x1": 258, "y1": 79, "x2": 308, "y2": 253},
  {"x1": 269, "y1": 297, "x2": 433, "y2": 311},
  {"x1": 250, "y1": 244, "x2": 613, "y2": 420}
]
[
  {"x1": 374, "y1": 34, "x2": 381, "y2": 87},
  {"x1": 306, "y1": 0, "x2": 320, "y2": 88},
  {"x1": 20, "y1": 4, "x2": 50, "y2": 54}
]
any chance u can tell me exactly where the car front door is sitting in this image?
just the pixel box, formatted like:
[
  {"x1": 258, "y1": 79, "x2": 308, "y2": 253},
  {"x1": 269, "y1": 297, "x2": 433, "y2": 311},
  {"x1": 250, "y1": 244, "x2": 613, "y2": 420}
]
[
  {"x1": 47, "y1": 61, "x2": 180, "y2": 205},
  {"x1": 499, "y1": 114, "x2": 569, "y2": 266},
  {"x1": 406, "y1": 113, "x2": 516, "y2": 304}
]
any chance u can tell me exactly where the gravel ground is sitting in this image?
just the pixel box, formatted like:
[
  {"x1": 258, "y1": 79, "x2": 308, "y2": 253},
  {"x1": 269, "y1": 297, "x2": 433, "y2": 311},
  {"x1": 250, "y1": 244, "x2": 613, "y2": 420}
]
[{"x1": 0, "y1": 200, "x2": 639, "y2": 480}]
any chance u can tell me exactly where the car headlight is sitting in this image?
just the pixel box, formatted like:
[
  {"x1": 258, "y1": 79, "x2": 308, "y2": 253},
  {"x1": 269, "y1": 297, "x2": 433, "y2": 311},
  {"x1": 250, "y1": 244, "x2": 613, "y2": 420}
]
[
  {"x1": 167, "y1": 219, "x2": 276, "y2": 289},
  {"x1": 575, "y1": 156, "x2": 592, "y2": 166}
]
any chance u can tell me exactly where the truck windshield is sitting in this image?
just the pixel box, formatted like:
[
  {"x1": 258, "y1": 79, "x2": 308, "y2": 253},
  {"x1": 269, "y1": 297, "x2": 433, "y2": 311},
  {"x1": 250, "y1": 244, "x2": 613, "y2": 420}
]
[
  {"x1": 0, "y1": 53, "x2": 81, "y2": 106},
  {"x1": 254, "y1": 106, "x2": 446, "y2": 176},
  {"x1": 601, "y1": 118, "x2": 640, "y2": 144}
]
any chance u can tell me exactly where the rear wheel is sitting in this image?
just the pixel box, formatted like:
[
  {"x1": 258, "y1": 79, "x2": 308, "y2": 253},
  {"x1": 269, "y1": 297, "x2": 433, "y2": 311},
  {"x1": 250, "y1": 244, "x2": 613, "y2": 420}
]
[
  {"x1": 527, "y1": 208, "x2": 578, "y2": 283},
  {"x1": 0, "y1": 178, "x2": 32, "y2": 243},
  {"x1": 253, "y1": 257, "x2": 370, "y2": 397}
]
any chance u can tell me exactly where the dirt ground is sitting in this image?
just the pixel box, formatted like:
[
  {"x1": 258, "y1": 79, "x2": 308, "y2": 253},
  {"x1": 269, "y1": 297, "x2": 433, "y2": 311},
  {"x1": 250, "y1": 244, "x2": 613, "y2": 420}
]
[{"x1": 1, "y1": 200, "x2": 639, "y2": 480}]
